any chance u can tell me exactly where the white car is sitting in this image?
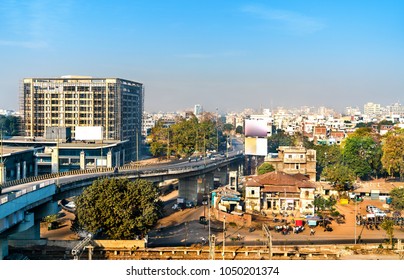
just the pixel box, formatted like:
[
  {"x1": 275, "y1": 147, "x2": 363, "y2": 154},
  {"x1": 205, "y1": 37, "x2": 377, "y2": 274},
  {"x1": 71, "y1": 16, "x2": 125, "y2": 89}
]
[{"x1": 373, "y1": 210, "x2": 387, "y2": 217}]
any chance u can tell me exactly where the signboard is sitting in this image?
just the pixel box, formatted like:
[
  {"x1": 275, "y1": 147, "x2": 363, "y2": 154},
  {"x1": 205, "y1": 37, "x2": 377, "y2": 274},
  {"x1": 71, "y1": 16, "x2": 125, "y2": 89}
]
[
  {"x1": 245, "y1": 119, "x2": 267, "y2": 137},
  {"x1": 75, "y1": 126, "x2": 103, "y2": 141},
  {"x1": 245, "y1": 137, "x2": 267, "y2": 156}
]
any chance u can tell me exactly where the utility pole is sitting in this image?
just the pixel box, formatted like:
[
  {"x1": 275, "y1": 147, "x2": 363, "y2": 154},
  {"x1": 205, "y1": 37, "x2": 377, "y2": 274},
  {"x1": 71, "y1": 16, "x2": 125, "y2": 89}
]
[
  {"x1": 354, "y1": 199, "x2": 357, "y2": 244},
  {"x1": 136, "y1": 128, "x2": 139, "y2": 172},
  {"x1": 222, "y1": 215, "x2": 226, "y2": 260},
  {"x1": 216, "y1": 108, "x2": 219, "y2": 152},
  {"x1": 167, "y1": 129, "x2": 170, "y2": 160},
  {"x1": 56, "y1": 126, "x2": 60, "y2": 186}
]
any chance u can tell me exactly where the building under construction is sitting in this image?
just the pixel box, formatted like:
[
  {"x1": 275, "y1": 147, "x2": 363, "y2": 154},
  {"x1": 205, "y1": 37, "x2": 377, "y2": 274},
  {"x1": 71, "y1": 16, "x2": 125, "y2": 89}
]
[{"x1": 20, "y1": 76, "x2": 144, "y2": 163}]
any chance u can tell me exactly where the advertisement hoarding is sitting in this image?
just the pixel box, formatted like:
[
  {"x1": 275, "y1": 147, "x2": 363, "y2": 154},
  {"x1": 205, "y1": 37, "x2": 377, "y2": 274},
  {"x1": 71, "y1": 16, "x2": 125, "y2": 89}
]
[
  {"x1": 75, "y1": 126, "x2": 103, "y2": 141},
  {"x1": 244, "y1": 119, "x2": 267, "y2": 137},
  {"x1": 244, "y1": 137, "x2": 267, "y2": 156}
]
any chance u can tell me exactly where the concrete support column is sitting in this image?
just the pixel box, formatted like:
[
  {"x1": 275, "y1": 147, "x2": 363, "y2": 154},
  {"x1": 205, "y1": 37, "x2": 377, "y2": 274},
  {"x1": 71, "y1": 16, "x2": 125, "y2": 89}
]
[
  {"x1": 9, "y1": 213, "x2": 41, "y2": 240},
  {"x1": 179, "y1": 176, "x2": 199, "y2": 204},
  {"x1": 51, "y1": 148, "x2": 59, "y2": 173},
  {"x1": 0, "y1": 162, "x2": 6, "y2": 184},
  {"x1": 34, "y1": 158, "x2": 38, "y2": 176},
  {"x1": 0, "y1": 238, "x2": 8, "y2": 260},
  {"x1": 16, "y1": 162, "x2": 21, "y2": 180},
  {"x1": 80, "y1": 151, "x2": 86, "y2": 170},
  {"x1": 115, "y1": 152, "x2": 120, "y2": 167},
  {"x1": 214, "y1": 168, "x2": 228, "y2": 186},
  {"x1": 23, "y1": 161, "x2": 27, "y2": 179},
  {"x1": 107, "y1": 150, "x2": 112, "y2": 168}
]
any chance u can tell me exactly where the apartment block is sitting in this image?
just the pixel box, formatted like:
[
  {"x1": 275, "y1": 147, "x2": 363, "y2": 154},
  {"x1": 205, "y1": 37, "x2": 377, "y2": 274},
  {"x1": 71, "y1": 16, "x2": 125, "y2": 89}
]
[{"x1": 20, "y1": 76, "x2": 144, "y2": 162}]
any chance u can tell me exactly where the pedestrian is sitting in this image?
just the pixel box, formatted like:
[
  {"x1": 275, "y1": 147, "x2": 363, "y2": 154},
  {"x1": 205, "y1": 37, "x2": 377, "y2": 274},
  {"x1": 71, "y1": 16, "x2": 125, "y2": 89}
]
[{"x1": 310, "y1": 228, "x2": 315, "y2": 236}]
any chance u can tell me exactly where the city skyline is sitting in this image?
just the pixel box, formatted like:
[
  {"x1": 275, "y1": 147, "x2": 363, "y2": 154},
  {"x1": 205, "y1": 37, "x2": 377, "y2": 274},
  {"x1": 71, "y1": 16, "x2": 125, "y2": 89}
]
[{"x1": 0, "y1": 0, "x2": 403, "y2": 113}]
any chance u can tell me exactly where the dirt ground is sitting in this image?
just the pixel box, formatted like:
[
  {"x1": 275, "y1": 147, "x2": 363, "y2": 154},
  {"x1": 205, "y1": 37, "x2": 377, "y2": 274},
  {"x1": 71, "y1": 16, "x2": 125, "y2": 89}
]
[{"x1": 42, "y1": 192, "x2": 404, "y2": 245}]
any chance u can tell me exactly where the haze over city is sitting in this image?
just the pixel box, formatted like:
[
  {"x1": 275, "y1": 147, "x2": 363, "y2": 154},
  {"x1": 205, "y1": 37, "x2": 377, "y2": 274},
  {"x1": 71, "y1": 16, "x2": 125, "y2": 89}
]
[{"x1": 0, "y1": 0, "x2": 403, "y2": 113}]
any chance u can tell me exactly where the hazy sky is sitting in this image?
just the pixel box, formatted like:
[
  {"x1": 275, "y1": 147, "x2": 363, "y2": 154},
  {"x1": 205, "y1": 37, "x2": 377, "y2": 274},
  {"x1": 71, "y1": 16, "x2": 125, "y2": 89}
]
[{"x1": 0, "y1": 0, "x2": 403, "y2": 113}]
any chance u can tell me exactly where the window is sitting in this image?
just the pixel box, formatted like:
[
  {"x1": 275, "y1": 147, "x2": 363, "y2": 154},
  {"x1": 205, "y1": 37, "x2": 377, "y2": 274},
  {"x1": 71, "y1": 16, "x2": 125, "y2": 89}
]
[
  {"x1": 251, "y1": 190, "x2": 255, "y2": 195},
  {"x1": 295, "y1": 163, "x2": 300, "y2": 169}
]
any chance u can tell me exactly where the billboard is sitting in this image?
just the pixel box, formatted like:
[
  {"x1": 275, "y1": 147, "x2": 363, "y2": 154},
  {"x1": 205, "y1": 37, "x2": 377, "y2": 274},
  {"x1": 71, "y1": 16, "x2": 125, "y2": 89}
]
[
  {"x1": 244, "y1": 119, "x2": 267, "y2": 137},
  {"x1": 75, "y1": 126, "x2": 103, "y2": 141},
  {"x1": 245, "y1": 137, "x2": 267, "y2": 156}
]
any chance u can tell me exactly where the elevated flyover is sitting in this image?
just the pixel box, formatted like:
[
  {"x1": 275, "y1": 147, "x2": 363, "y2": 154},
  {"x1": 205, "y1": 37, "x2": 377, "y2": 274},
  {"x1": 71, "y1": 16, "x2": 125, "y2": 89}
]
[{"x1": 0, "y1": 149, "x2": 244, "y2": 259}]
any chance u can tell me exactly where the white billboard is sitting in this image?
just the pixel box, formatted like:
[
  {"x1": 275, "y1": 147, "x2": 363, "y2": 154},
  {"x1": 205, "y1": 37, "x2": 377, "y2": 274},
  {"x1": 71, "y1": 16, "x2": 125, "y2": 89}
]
[
  {"x1": 75, "y1": 126, "x2": 103, "y2": 141},
  {"x1": 244, "y1": 137, "x2": 267, "y2": 156}
]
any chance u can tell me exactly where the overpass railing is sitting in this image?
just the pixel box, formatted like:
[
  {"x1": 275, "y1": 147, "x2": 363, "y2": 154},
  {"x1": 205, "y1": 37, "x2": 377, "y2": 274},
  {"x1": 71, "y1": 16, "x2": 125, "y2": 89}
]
[
  {"x1": 0, "y1": 152, "x2": 244, "y2": 204},
  {"x1": 0, "y1": 179, "x2": 55, "y2": 206}
]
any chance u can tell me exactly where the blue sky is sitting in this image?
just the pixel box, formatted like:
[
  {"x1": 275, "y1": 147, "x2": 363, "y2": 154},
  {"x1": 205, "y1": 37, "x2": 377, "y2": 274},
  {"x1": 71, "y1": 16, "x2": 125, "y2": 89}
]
[{"x1": 0, "y1": 0, "x2": 403, "y2": 113}]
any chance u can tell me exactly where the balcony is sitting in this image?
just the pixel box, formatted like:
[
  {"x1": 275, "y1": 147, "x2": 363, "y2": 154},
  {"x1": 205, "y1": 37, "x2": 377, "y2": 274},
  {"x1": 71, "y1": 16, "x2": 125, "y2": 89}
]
[{"x1": 284, "y1": 158, "x2": 306, "y2": 164}]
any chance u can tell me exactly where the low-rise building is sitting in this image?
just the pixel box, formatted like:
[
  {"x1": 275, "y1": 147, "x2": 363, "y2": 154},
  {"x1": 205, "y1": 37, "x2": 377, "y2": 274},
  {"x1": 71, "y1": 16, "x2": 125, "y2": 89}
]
[
  {"x1": 265, "y1": 146, "x2": 316, "y2": 181},
  {"x1": 244, "y1": 171, "x2": 316, "y2": 215}
]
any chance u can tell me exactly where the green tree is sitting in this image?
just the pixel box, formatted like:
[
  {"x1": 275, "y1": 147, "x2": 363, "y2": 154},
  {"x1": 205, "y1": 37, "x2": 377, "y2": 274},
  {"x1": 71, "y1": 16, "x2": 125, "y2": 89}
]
[
  {"x1": 341, "y1": 135, "x2": 382, "y2": 180},
  {"x1": 380, "y1": 219, "x2": 395, "y2": 249},
  {"x1": 235, "y1": 125, "x2": 243, "y2": 134},
  {"x1": 315, "y1": 144, "x2": 342, "y2": 180},
  {"x1": 74, "y1": 178, "x2": 162, "y2": 239},
  {"x1": 381, "y1": 130, "x2": 404, "y2": 180},
  {"x1": 267, "y1": 129, "x2": 295, "y2": 153},
  {"x1": 389, "y1": 187, "x2": 404, "y2": 211},
  {"x1": 322, "y1": 164, "x2": 356, "y2": 191},
  {"x1": 0, "y1": 115, "x2": 20, "y2": 136},
  {"x1": 257, "y1": 162, "x2": 275, "y2": 175},
  {"x1": 313, "y1": 196, "x2": 336, "y2": 213},
  {"x1": 222, "y1": 123, "x2": 234, "y2": 135},
  {"x1": 148, "y1": 115, "x2": 217, "y2": 158}
]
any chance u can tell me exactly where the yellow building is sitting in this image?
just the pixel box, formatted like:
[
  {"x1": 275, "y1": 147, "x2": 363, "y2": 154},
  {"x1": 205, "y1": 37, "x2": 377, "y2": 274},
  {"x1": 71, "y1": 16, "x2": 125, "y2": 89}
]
[{"x1": 265, "y1": 146, "x2": 316, "y2": 181}]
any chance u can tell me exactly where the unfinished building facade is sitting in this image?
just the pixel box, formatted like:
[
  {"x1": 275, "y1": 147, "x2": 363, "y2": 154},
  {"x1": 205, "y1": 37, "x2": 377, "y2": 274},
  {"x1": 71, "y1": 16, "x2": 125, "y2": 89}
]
[{"x1": 20, "y1": 76, "x2": 144, "y2": 162}]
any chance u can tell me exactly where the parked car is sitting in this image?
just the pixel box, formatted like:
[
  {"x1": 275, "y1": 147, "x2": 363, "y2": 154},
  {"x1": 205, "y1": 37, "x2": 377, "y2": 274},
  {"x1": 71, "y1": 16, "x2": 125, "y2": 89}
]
[
  {"x1": 373, "y1": 210, "x2": 387, "y2": 217},
  {"x1": 172, "y1": 203, "x2": 185, "y2": 210},
  {"x1": 366, "y1": 205, "x2": 377, "y2": 213},
  {"x1": 185, "y1": 201, "x2": 195, "y2": 208}
]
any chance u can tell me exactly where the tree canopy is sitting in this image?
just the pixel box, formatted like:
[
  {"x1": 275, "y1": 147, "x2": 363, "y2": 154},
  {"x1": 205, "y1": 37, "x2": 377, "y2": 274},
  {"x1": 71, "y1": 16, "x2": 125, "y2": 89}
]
[
  {"x1": 389, "y1": 187, "x2": 404, "y2": 211},
  {"x1": 341, "y1": 134, "x2": 382, "y2": 180},
  {"x1": 74, "y1": 178, "x2": 162, "y2": 239},
  {"x1": 0, "y1": 115, "x2": 20, "y2": 136},
  {"x1": 257, "y1": 162, "x2": 275, "y2": 175},
  {"x1": 381, "y1": 129, "x2": 404, "y2": 180},
  {"x1": 148, "y1": 114, "x2": 221, "y2": 158},
  {"x1": 322, "y1": 164, "x2": 356, "y2": 191}
]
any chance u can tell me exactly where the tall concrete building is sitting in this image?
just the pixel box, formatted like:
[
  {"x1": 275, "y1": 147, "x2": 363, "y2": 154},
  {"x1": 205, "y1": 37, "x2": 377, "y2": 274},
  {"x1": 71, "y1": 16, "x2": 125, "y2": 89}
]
[
  {"x1": 194, "y1": 104, "x2": 203, "y2": 116},
  {"x1": 20, "y1": 76, "x2": 144, "y2": 162},
  {"x1": 363, "y1": 102, "x2": 381, "y2": 117}
]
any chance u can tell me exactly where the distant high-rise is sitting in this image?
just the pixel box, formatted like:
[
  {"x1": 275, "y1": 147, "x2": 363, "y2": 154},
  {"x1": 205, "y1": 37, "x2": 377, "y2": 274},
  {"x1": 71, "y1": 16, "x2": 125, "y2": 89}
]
[
  {"x1": 21, "y1": 76, "x2": 144, "y2": 162},
  {"x1": 194, "y1": 104, "x2": 203, "y2": 116},
  {"x1": 364, "y1": 102, "x2": 381, "y2": 116}
]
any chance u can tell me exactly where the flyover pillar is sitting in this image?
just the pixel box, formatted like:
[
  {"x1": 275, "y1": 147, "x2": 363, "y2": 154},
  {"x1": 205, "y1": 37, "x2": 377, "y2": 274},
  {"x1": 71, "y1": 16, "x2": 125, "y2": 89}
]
[
  {"x1": 107, "y1": 150, "x2": 112, "y2": 168},
  {"x1": 80, "y1": 151, "x2": 86, "y2": 170},
  {"x1": 16, "y1": 162, "x2": 21, "y2": 180},
  {"x1": 51, "y1": 148, "x2": 59, "y2": 173},
  {"x1": 0, "y1": 238, "x2": 8, "y2": 260},
  {"x1": 178, "y1": 173, "x2": 214, "y2": 205},
  {"x1": 214, "y1": 168, "x2": 228, "y2": 187},
  {"x1": 0, "y1": 162, "x2": 5, "y2": 184}
]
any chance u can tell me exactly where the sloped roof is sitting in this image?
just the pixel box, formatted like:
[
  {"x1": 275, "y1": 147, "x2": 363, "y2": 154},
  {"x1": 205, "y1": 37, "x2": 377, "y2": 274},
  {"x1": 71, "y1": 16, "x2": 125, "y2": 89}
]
[{"x1": 245, "y1": 171, "x2": 316, "y2": 191}]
